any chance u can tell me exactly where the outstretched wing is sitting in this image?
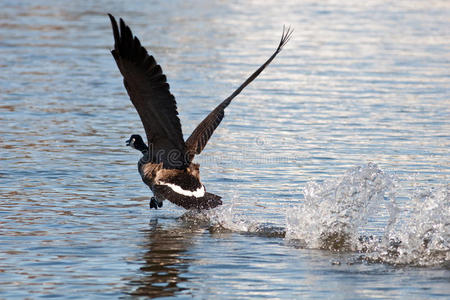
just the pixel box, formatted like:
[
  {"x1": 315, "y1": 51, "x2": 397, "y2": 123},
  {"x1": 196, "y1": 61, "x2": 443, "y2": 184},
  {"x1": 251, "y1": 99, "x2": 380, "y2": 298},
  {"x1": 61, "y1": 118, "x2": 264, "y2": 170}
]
[
  {"x1": 109, "y1": 14, "x2": 187, "y2": 169},
  {"x1": 185, "y1": 26, "x2": 293, "y2": 162}
]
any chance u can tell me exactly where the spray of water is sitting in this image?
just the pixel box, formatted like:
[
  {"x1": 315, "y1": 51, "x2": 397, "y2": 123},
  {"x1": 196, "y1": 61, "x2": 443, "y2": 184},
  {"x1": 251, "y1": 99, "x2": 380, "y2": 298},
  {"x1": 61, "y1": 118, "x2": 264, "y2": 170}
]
[
  {"x1": 364, "y1": 184, "x2": 450, "y2": 266},
  {"x1": 286, "y1": 163, "x2": 397, "y2": 251},
  {"x1": 190, "y1": 163, "x2": 448, "y2": 267},
  {"x1": 285, "y1": 163, "x2": 449, "y2": 266}
]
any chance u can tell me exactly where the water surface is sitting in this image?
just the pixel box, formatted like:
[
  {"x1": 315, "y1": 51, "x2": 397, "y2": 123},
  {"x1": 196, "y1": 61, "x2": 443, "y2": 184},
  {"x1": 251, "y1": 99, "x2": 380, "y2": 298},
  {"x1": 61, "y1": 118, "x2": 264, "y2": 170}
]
[{"x1": 1, "y1": 0, "x2": 449, "y2": 298}]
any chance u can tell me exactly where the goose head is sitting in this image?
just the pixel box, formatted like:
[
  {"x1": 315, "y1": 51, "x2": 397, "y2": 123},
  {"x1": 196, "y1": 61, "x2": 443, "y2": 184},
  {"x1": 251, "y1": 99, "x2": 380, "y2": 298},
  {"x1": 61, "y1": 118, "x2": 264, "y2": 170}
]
[{"x1": 126, "y1": 134, "x2": 148, "y2": 153}]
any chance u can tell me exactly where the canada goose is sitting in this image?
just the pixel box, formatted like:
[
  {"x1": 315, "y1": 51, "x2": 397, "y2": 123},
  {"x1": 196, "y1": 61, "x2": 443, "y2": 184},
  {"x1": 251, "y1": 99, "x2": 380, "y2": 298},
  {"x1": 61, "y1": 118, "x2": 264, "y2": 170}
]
[{"x1": 108, "y1": 14, "x2": 292, "y2": 210}]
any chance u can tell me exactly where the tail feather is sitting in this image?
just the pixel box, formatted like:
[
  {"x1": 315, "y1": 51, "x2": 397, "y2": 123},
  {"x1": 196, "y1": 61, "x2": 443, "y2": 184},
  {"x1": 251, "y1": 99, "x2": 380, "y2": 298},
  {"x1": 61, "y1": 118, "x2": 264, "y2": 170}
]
[{"x1": 153, "y1": 185, "x2": 222, "y2": 210}]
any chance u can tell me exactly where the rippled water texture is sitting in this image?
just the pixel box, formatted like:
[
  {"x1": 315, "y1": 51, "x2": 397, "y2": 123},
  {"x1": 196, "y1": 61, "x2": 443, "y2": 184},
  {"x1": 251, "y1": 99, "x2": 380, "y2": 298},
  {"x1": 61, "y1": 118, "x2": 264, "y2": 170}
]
[{"x1": 1, "y1": 0, "x2": 449, "y2": 298}]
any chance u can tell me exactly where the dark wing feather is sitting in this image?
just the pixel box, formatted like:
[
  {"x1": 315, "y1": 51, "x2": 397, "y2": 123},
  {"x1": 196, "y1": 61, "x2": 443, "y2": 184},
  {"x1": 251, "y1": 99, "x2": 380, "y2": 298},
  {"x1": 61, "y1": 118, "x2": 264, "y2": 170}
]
[
  {"x1": 108, "y1": 14, "x2": 187, "y2": 169},
  {"x1": 185, "y1": 26, "x2": 293, "y2": 162}
]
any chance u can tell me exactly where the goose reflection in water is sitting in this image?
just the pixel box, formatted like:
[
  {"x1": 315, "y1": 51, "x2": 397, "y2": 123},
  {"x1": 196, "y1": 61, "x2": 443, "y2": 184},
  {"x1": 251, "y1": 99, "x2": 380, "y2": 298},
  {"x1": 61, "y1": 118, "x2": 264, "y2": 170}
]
[{"x1": 127, "y1": 217, "x2": 200, "y2": 297}]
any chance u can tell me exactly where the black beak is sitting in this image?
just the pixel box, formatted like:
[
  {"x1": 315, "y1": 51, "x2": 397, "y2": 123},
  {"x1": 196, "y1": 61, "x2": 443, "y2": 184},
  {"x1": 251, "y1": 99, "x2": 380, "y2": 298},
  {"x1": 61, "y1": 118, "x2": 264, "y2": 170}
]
[{"x1": 126, "y1": 139, "x2": 131, "y2": 146}]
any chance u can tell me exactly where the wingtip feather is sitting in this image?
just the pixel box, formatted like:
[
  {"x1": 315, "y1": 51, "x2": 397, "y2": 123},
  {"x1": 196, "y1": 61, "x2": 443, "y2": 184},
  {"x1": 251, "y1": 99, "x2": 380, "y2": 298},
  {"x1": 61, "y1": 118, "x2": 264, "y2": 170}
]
[
  {"x1": 108, "y1": 14, "x2": 120, "y2": 49},
  {"x1": 277, "y1": 25, "x2": 294, "y2": 52}
]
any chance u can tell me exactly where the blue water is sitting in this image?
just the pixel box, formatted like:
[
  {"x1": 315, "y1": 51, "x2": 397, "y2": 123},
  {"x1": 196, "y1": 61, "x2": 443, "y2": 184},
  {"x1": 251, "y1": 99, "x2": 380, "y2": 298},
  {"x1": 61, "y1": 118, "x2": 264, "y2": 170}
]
[{"x1": 1, "y1": 0, "x2": 449, "y2": 298}]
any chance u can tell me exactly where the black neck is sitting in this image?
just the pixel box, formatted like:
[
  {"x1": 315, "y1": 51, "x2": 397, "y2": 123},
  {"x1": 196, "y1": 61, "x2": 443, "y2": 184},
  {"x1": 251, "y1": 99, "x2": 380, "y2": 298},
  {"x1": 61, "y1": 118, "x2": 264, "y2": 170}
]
[{"x1": 136, "y1": 144, "x2": 148, "y2": 154}]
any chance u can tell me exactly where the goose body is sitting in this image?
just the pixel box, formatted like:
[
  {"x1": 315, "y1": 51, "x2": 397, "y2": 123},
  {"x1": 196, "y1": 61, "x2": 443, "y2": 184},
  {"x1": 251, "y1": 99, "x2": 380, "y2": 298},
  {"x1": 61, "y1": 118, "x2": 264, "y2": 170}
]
[{"x1": 108, "y1": 14, "x2": 292, "y2": 210}]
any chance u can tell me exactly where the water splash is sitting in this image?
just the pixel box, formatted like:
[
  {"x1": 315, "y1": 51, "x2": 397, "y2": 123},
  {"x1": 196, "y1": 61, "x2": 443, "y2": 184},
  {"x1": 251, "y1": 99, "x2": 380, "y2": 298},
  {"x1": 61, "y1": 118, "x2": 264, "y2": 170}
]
[
  {"x1": 183, "y1": 163, "x2": 448, "y2": 267},
  {"x1": 202, "y1": 200, "x2": 285, "y2": 238},
  {"x1": 285, "y1": 163, "x2": 449, "y2": 267},
  {"x1": 364, "y1": 184, "x2": 450, "y2": 266},
  {"x1": 286, "y1": 162, "x2": 397, "y2": 251}
]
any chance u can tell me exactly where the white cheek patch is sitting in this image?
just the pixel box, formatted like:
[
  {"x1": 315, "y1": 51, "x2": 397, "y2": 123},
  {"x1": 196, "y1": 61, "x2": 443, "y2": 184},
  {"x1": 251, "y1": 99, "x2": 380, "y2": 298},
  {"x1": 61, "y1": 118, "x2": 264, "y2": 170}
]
[{"x1": 159, "y1": 181, "x2": 205, "y2": 198}]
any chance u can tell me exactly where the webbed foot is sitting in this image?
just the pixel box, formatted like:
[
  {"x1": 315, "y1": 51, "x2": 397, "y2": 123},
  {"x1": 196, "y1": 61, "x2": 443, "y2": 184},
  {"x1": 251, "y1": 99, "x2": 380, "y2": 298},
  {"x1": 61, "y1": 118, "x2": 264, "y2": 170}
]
[{"x1": 150, "y1": 197, "x2": 158, "y2": 209}]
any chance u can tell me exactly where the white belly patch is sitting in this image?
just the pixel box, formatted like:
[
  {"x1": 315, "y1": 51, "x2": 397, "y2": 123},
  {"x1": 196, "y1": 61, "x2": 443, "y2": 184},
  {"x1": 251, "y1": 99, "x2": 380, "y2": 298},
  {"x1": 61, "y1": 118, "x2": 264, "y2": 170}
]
[{"x1": 159, "y1": 181, "x2": 205, "y2": 198}]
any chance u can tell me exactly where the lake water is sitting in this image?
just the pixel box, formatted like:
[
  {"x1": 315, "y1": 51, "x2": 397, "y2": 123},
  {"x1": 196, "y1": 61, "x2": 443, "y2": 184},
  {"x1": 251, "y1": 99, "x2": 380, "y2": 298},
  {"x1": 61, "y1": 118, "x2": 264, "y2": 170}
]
[{"x1": 1, "y1": 0, "x2": 449, "y2": 298}]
